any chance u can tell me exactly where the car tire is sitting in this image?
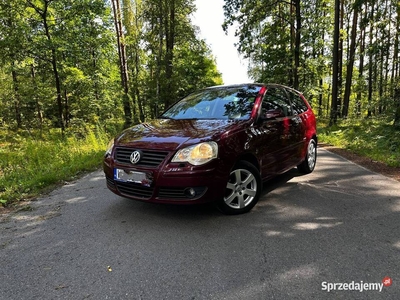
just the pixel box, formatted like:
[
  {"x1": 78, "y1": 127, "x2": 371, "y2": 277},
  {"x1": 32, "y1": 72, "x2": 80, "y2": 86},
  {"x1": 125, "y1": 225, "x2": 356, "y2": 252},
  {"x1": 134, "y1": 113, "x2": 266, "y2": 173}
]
[
  {"x1": 297, "y1": 138, "x2": 317, "y2": 174},
  {"x1": 217, "y1": 161, "x2": 262, "y2": 215}
]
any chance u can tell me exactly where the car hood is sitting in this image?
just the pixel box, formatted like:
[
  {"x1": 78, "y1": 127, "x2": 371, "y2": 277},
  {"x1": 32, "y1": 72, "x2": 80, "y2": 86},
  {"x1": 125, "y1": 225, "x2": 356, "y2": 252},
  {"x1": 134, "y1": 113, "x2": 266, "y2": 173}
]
[{"x1": 115, "y1": 119, "x2": 242, "y2": 150}]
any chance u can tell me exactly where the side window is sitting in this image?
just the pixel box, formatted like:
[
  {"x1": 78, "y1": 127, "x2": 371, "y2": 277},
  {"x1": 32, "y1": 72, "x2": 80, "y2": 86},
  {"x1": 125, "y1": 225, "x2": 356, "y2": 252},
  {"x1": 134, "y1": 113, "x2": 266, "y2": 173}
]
[
  {"x1": 288, "y1": 90, "x2": 308, "y2": 115},
  {"x1": 262, "y1": 87, "x2": 292, "y2": 117}
]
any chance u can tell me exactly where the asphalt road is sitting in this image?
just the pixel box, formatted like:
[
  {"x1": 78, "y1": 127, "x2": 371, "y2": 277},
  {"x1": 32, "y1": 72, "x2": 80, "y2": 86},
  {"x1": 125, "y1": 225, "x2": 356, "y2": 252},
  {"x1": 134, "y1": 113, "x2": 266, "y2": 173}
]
[{"x1": 1, "y1": 149, "x2": 399, "y2": 300}]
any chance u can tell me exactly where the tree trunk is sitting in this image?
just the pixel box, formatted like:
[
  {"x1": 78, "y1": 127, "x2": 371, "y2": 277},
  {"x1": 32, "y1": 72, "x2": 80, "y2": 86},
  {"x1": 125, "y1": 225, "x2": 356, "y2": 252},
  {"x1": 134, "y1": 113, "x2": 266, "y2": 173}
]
[
  {"x1": 383, "y1": 1, "x2": 391, "y2": 112},
  {"x1": 48, "y1": 36, "x2": 64, "y2": 131},
  {"x1": 356, "y1": 4, "x2": 367, "y2": 117},
  {"x1": 11, "y1": 62, "x2": 22, "y2": 129},
  {"x1": 318, "y1": 3, "x2": 326, "y2": 117},
  {"x1": 6, "y1": 14, "x2": 22, "y2": 129},
  {"x1": 342, "y1": 4, "x2": 359, "y2": 118},
  {"x1": 30, "y1": 64, "x2": 43, "y2": 132},
  {"x1": 330, "y1": 0, "x2": 341, "y2": 126},
  {"x1": 64, "y1": 88, "x2": 69, "y2": 127},
  {"x1": 337, "y1": 0, "x2": 344, "y2": 119},
  {"x1": 392, "y1": 2, "x2": 400, "y2": 84},
  {"x1": 27, "y1": 0, "x2": 65, "y2": 133},
  {"x1": 393, "y1": 44, "x2": 399, "y2": 83},
  {"x1": 112, "y1": 0, "x2": 132, "y2": 127},
  {"x1": 293, "y1": 0, "x2": 301, "y2": 90},
  {"x1": 289, "y1": 1, "x2": 294, "y2": 87},
  {"x1": 367, "y1": 2, "x2": 375, "y2": 118},
  {"x1": 91, "y1": 49, "x2": 101, "y2": 117},
  {"x1": 394, "y1": 88, "x2": 400, "y2": 129},
  {"x1": 155, "y1": 3, "x2": 163, "y2": 117},
  {"x1": 378, "y1": 0, "x2": 389, "y2": 114},
  {"x1": 164, "y1": 0, "x2": 175, "y2": 108},
  {"x1": 135, "y1": 51, "x2": 145, "y2": 122}
]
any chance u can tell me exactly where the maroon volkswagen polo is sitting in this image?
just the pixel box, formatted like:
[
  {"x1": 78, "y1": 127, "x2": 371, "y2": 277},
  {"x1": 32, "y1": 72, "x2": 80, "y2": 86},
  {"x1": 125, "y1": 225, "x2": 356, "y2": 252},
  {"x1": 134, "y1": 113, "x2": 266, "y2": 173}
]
[{"x1": 103, "y1": 84, "x2": 317, "y2": 214}]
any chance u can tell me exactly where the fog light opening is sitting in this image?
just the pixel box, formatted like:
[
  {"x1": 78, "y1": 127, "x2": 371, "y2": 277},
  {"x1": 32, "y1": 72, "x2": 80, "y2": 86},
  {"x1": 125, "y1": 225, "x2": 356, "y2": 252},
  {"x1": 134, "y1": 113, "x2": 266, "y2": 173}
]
[{"x1": 184, "y1": 188, "x2": 196, "y2": 198}]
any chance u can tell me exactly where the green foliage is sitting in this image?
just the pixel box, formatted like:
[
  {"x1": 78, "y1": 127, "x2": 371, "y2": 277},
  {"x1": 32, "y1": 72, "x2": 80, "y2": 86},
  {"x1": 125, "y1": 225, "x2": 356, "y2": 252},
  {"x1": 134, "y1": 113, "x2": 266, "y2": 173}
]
[
  {"x1": 318, "y1": 117, "x2": 400, "y2": 167},
  {"x1": 0, "y1": 0, "x2": 122, "y2": 130},
  {"x1": 174, "y1": 40, "x2": 223, "y2": 99},
  {"x1": 134, "y1": 0, "x2": 223, "y2": 116},
  {"x1": 223, "y1": 0, "x2": 400, "y2": 125},
  {"x1": 0, "y1": 0, "x2": 223, "y2": 130}
]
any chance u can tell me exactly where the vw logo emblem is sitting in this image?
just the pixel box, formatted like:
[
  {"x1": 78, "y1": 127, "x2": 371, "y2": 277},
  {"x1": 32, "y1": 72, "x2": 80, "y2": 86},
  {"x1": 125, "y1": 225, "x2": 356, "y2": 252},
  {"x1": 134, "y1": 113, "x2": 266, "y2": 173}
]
[{"x1": 130, "y1": 150, "x2": 141, "y2": 165}]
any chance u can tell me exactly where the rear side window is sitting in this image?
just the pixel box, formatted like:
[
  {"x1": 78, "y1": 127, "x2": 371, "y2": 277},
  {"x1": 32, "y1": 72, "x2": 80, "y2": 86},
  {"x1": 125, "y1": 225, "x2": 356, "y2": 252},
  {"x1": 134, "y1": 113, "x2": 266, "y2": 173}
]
[
  {"x1": 287, "y1": 90, "x2": 308, "y2": 115},
  {"x1": 263, "y1": 87, "x2": 293, "y2": 117}
]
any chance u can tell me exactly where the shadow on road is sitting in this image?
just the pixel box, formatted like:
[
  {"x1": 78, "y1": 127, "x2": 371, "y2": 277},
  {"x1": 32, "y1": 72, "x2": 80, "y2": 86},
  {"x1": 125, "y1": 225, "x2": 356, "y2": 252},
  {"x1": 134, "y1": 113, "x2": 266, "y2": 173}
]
[{"x1": 1, "y1": 149, "x2": 399, "y2": 300}]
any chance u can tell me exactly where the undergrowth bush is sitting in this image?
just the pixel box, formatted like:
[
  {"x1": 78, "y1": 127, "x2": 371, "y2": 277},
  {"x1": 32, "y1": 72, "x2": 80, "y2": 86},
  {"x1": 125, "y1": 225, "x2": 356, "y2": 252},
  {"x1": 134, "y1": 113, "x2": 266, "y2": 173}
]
[
  {"x1": 318, "y1": 117, "x2": 400, "y2": 168},
  {"x1": 0, "y1": 125, "x2": 116, "y2": 206}
]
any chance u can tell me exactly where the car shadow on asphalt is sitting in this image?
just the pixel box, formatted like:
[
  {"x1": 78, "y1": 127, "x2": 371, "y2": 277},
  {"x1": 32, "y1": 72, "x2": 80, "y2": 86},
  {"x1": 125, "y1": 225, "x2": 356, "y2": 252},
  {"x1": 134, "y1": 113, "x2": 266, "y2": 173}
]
[
  {"x1": 260, "y1": 168, "x2": 301, "y2": 195},
  {"x1": 111, "y1": 168, "x2": 302, "y2": 219}
]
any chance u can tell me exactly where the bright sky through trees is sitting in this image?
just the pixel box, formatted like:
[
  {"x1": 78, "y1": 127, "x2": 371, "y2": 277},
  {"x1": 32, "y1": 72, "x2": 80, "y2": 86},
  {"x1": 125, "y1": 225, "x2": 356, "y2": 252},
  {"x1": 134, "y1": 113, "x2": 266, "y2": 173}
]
[{"x1": 192, "y1": 0, "x2": 251, "y2": 84}]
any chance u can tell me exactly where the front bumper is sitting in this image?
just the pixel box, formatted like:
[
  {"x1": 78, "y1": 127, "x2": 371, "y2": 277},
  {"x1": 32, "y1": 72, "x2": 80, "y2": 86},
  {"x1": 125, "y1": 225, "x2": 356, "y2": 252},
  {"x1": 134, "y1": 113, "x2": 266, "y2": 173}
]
[{"x1": 103, "y1": 159, "x2": 228, "y2": 205}]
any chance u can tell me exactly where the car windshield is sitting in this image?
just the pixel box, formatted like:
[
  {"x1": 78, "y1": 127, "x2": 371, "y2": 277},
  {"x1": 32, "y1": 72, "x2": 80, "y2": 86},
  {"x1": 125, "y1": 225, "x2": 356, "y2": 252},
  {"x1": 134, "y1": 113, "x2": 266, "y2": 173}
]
[{"x1": 160, "y1": 86, "x2": 262, "y2": 120}]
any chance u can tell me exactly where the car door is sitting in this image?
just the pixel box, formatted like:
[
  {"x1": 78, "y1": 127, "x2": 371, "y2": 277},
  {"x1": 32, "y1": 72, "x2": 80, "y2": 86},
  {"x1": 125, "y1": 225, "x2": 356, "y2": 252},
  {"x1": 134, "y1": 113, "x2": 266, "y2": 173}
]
[
  {"x1": 252, "y1": 87, "x2": 290, "y2": 178},
  {"x1": 267, "y1": 86, "x2": 297, "y2": 172},
  {"x1": 286, "y1": 88, "x2": 308, "y2": 164}
]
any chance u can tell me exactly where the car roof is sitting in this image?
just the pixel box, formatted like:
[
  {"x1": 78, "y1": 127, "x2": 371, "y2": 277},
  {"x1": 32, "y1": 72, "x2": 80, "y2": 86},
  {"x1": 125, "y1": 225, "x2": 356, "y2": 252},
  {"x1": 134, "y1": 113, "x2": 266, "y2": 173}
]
[
  {"x1": 204, "y1": 83, "x2": 264, "y2": 90},
  {"x1": 203, "y1": 83, "x2": 303, "y2": 95}
]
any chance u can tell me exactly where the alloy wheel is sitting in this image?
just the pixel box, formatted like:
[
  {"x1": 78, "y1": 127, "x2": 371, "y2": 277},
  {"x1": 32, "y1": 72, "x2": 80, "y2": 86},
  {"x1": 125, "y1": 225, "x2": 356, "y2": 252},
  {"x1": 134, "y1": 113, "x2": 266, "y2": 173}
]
[{"x1": 224, "y1": 168, "x2": 258, "y2": 209}]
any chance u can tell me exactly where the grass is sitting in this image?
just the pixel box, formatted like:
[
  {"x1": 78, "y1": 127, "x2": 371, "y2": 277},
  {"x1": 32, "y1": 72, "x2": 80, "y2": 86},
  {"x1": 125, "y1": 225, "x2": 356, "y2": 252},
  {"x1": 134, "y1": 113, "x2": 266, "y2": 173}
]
[
  {"x1": 0, "y1": 125, "x2": 114, "y2": 207},
  {"x1": 318, "y1": 117, "x2": 400, "y2": 168}
]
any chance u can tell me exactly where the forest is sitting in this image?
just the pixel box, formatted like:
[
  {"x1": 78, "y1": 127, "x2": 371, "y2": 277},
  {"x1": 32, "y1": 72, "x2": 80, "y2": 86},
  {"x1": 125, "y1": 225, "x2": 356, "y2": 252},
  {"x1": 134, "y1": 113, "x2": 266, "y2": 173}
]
[
  {"x1": 0, "y1": 0, "x2": 223, "y2": 134},
  {"x1": 0, "y1": 0, "x2": 399, "y2": 132},
  {"x1": 223, "y1": 0, "x2": 400, "y2": 127},
  {"x1": 0, "y1": 0, "x2": 399, "y2": 206}
]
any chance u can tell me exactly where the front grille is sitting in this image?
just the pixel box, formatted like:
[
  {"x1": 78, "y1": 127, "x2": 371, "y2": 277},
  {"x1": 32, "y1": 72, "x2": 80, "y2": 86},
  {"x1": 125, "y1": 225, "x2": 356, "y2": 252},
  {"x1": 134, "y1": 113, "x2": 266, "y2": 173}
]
[
  {"x1": 115, "y1": 148, "x2": 169, "y2": 168},
  {"x1": 158, "y1": 187, "x2": 207, "y2": 200},
  {"x1": 115, "y1": 181, "x2": 154, "y2": 199}
]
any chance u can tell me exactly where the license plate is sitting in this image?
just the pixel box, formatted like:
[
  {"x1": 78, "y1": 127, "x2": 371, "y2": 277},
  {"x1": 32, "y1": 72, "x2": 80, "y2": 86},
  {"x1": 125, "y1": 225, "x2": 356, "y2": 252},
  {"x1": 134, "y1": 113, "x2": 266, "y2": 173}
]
[{"x1": 114, "y1": 169, "x2": 152, "y2": 186}]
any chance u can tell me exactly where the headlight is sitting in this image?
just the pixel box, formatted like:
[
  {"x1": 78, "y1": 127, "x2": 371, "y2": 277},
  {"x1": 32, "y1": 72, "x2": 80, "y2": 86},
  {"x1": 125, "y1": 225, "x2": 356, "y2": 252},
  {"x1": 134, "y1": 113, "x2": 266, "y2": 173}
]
[
  {"x1": 172, "y1": 142, "x2": 218, "y2": 165},
  {"x1": 105, "y1": 139, "x2": 114, "y2": 157}
]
